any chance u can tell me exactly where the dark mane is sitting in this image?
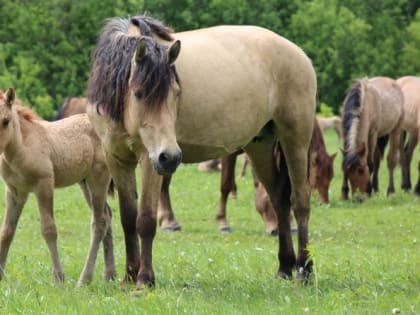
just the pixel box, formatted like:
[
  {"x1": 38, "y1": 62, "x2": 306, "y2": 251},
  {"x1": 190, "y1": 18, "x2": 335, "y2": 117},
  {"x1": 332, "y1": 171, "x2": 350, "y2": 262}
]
[
  {"x1": 52, "y1": 97, "x2": 70, "y2": 121},
  {"x1": 342, "y1": 81, "x2": 362, "y2": 169},
  {"x1": 130, "y1": 15, "x2": 174, "y2": 41},
  {"x1": 87, "y1": 16, "x2": 179, "y2": 122}
]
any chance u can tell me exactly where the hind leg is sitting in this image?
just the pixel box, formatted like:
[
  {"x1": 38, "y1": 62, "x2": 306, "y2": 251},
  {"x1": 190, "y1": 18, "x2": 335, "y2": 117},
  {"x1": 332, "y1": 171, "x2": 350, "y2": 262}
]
[
  {"x1": 77, "y1": 175, "x2": 115, "y2": 286},
  {"x1": 386, "y1": 129, "x2": 401, "y2": 196},
  {"x1": 34, "y1": 181, "x2": 64, "y2": 282},
  {"x1": 245, "y1": 138, "x2": 296, "y2": 279},
  {"x1": 0, "y1": 188, "x2": 28, "y2": 279},
  {"x1": 158, "y1": 175, "x2": 181, "y2": 231},
  {"x1": 215, "y1": 151, "x2": 239, "y2": 233}
]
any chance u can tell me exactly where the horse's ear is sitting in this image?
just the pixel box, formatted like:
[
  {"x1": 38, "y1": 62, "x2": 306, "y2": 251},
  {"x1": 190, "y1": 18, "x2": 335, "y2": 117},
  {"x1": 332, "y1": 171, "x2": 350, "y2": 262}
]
[
  {"x1": 5, "y1": 88, "x2": 15, "y2": 107},
  {"x1": 135, "y1": 37, "x2": 147, "y2": 62},
  {"x1": 339, "y1": 147, "x2": 345, "y2": 155},
  {"x1": 168, "y1": 40, "x2": 181, "y2": 65},
  {"x1": 330, "y1": 152, "x2": 337, "y2": 161}
]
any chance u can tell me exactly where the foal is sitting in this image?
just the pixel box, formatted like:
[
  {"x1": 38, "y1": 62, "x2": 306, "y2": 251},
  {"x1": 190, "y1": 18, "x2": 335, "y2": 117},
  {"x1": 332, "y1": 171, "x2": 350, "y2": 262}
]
[{"x1": 0, "y1": 88, "x2": 115, "y2": 285}]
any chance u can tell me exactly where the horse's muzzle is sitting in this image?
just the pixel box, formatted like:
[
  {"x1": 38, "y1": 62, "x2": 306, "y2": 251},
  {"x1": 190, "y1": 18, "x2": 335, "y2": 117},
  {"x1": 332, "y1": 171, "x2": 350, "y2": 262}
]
[{"x1": 153, "y1": 150, "x2": 182, "y2": 175}]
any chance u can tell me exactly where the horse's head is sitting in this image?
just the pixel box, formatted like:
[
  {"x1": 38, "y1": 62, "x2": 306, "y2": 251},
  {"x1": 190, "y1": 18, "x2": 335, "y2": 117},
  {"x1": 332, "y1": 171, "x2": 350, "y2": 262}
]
[
  {"x1": 343, "y1": 143, "x2": 369, "y2": 201},
  {"x1": 125, "y1": 37, "x2": 182, "y2": 175},
  {"x1": 0, "y1": 88, "x2": 15, "y2": 154},
  {"x1": 309, "y1": 151, "x2": 336, "y2": 204}
]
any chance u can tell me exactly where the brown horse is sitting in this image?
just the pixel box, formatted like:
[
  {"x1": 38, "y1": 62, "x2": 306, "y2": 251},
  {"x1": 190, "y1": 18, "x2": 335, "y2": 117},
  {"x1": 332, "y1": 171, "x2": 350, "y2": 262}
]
[
  {"x1": 397, "y1": 76, "x2": 420, "y2": 193},
  {"x1": 52, "y1": 96, "x2": 88, "y2": 120},
  {"x1": 341, "y1": 77, "x2": 404, "y2": 201},
  {"x1": 0, "y1": 88, "x2": 115, "y2": 285},
  {"x1": 86, "y1": 15, "x2": 316, "y2": 290}
]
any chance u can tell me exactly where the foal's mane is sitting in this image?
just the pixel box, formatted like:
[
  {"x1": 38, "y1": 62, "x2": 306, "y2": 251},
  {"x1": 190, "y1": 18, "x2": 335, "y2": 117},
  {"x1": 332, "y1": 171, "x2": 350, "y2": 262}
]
[
  {"x1": 342, "y1": 79, "x2": 366, "y2": 169},
  {"x1": 16, "y1": 105, "x2": 42, "y2": 121},
  {"x1": 87, "y1": 15, "x2": 179, "y2": 122}
]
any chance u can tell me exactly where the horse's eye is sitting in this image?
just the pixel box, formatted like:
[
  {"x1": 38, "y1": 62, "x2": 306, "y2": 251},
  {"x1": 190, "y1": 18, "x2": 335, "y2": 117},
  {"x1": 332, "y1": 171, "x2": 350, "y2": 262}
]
[
  {"x1": 135, "y1": 90, "x2": 143, "y2": 99},
  {"x1": 358, "y1": 168, "x2": 364, "y2": 175},
  {"x1": 2, "y1": 118, "x2": 9, "y2": 128}
]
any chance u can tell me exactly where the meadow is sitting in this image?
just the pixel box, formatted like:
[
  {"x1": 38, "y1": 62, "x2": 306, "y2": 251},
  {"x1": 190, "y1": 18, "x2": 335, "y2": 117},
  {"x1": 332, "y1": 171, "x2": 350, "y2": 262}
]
[{"x1": 0, "y1": 129, "x2": 418, "y2": 314}]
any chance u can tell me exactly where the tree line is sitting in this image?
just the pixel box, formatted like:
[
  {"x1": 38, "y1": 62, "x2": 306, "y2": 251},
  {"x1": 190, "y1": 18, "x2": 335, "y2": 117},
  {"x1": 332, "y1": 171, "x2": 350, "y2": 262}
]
[{"x1": 0, "y1": 0, "x2": 418, "y2": 118}]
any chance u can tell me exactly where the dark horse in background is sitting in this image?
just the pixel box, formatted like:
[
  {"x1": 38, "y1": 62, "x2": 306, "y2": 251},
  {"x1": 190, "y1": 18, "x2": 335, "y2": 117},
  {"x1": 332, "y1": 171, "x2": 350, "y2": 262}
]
[{"x1": 86, "y1": 15, "x2": 317, "y2": 290}]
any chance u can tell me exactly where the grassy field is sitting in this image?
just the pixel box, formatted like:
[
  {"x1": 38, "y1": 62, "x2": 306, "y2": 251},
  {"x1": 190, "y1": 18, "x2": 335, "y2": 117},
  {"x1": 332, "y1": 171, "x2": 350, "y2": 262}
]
[{"x1": 0, "y1": 129, "x2": 418, "y2": 314}]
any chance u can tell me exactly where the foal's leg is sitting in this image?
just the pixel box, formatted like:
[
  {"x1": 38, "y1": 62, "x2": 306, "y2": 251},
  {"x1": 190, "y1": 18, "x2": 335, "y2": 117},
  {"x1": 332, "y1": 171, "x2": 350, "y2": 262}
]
[
  {"x1": 77, "y1": 177, "x2": 115, "y2": 286},
  {"x1": 105, "y1": 153, "x2": 140, "y2": 283},
  {"x1": 34, "y1": 181, "x2": 64, "y2": 281},
  {"x1": 245, "y1": 139, "x2": 297, "y2": 279},
  {"x1": 158, "y1": 174, "x2": 181, "y2": 231},
  {"x1": 136, "y1": 153, "x2": 162, "y2": 290},
  {"x1": 0, "y1": 188, "x2": 28, "y2": 279},
  {"x1": 215, "y1": 151, "x2": 239, "y2": 233}
]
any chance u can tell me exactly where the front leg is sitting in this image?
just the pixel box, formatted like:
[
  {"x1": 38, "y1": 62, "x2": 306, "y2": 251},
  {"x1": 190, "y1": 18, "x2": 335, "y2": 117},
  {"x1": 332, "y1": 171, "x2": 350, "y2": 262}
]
[
  {"x1": 136, "y1": 153, "x2": 163, "y2": 290},
  {"x1": 0, "y1": 187, "x2": 28, "y2": 279},
  {"x1": 341, "y1": 172, "x2": 349, "y2": 200}
]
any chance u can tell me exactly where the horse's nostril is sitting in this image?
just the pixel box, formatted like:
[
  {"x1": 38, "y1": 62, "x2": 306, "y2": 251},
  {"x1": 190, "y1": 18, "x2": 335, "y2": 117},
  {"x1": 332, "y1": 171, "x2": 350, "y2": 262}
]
[{"x1": 159, "y1": 152, "x2": 169, "y2": 163}]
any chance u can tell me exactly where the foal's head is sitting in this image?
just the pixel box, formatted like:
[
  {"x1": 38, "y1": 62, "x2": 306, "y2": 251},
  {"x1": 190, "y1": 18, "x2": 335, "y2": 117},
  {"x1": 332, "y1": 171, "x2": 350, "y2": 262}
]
[
  {"x1": 309, "y1": 151, "x2": 336, "y2": 204},
  {"x1": 0, "y1": 88, "x2": 16, "y2": 154},
  {"x1": 343, "y1": 143, "x2": 369, "y2": 201}
]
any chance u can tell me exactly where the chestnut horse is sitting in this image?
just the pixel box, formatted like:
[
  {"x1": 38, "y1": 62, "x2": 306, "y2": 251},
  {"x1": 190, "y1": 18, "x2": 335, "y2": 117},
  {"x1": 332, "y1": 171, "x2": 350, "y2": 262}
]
[
  {"x1": 397, "y1": 76, "x2": 420, "y2": 193},
  {"x1": 341, "y1": 77, "x2": 404, "y2": 201},
  {"x1": 86, "y1": 16, "x2": 316, "y2": 289},
  {"x1": 0, "y1": 89, "x2": 115, "y2": 285}
]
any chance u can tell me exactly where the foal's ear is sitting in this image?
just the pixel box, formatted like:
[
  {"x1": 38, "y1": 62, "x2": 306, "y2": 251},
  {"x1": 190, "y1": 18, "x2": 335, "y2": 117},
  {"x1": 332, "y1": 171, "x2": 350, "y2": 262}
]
[
  {"x1": 357, "y1": 142, "x2": 366, "y2": 156},
  {"x1": 168, "y1": 40, "x2": 181, "y2": 65},
  {"x1": 135, "y1": 37, "x2": 147, "y2": 62},
  {"x1": 5, "y1": 88, "x2": 15, "y2": 107},
  {"x1": 330, "y1": 152, "x2": 337, "y2": 161}
]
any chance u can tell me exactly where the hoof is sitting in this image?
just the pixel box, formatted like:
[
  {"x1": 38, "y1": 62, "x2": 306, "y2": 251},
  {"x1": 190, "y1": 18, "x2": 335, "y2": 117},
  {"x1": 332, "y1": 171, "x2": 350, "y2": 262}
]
[
  {"x1": 266, "y1": 229, "x2": 278, "y2": 236},
  {"x1": 296, "y1": 267, "x2": 310, "y2": 283},
  {"x1": 276, "y1": 270, "x2": 293, "y2": 280},
  {"x1": 161, "y1": 221, "x2": 182, "y2": 232},
  {"x1": 219, "y1": 226, "x2": 232, "y2": 233}
]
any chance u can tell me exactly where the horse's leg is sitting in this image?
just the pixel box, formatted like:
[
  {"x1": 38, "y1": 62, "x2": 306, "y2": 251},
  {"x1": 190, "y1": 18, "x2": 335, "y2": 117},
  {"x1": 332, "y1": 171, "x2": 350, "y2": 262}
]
[
  {"x1": 105, "y1": 153, "x2": 140, "y2": 283},
  {"x1": 403, "y1": 132, "x2": 419, "y2": 193},
  {"x1": 136, "y1": 153, "x2": 162, "y2": 289},
  {"x1": 158, "y1": 174, "x2": 181, "y2": 231},
  {"x1": 386, "y1": 129, "x2": 401, "y2": 196},
  {"x1": 341, "y1": 170, "x2": 350, "y2": 200},
  {"x1": 77, "y1": 177, "x2": 115, "y2": 286},
  {"x1": 245, "y1": 138, "x2": 297, "y2": 279},
  {"x1": 215, "y1": 151, "x2": 239, "y2": 233},
  {"x1": 34, "y1": 181, "x2": 64, "y2": 281},
  {"x1": 102, "y1": 203, "x2": 116, "y2": 281},
  {"x1": 370, "y1": 147, "x2": 381, "y2": 194},
  {"x1": 240, "y1": 154, "x2": 250, "y2": 178},
  {"x1": 0, "y1": 188, "x2": 28, "y2": 279}
]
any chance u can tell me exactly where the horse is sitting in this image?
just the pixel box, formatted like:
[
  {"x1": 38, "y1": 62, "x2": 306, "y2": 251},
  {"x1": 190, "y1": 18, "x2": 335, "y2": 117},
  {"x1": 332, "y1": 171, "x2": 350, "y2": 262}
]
[
  {"x1": 397, "y1": 76, "x2": 420, "y2": 193},
  {"x1": 316, "y1": 115, "x2": 343, "y2": 140},
  {"x1": 0, "y1": 88, "x2": 115, "y2": 286},
  {"x1": 52, "y1": 97, "x2": 88, "y2": 120},
  {"x1": 341, "y1": 77, "x2": 404, "y2": 201},
  {"x1": 86, "y1": 15, "x2": 317, "y2": 290}
]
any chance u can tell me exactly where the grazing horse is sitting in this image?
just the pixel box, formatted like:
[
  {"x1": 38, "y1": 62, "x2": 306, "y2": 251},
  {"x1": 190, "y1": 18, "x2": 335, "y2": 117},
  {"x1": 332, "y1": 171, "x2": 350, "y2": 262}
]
[
  {"x1": 341, "y1": 77, "x2": 404, "y2": 201},
  {"x1": 316, "y1": 115, "x2": 343, "y2": 140},
  {"x1": 397, "y1": 76, "x2": 420, "y2": 193},
  {"x1": 0, "y1": 88, "x2": 115, "y2": 285},
  {"x1": 52, "y1": 97, "x2": 88, "y2": 120},
  {"x1": 86, "y1": 15, "x2": 316, "y2": 289}
]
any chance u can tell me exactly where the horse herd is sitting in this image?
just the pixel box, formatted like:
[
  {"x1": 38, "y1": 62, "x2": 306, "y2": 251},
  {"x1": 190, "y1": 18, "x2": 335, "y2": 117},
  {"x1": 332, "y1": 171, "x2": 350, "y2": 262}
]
[{"x1": 0, "y1": 15, "x2": 419, "y2": 292}]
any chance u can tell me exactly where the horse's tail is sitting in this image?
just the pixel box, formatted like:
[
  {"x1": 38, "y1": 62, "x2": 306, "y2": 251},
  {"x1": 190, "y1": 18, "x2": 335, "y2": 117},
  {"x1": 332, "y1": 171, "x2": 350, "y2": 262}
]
[{"x1": 51, "y1": 98, "x2": 70, "y2": 121}]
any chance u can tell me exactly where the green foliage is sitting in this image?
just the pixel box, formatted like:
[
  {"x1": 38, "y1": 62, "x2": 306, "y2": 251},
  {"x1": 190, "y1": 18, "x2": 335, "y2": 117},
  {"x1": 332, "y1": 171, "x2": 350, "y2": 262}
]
[
  {"x1": 318, "y1": 102, "x2": 335, "y2": 117},
  {"x1": 0, "y1": 0, "x2": 418, "y2": 117}
]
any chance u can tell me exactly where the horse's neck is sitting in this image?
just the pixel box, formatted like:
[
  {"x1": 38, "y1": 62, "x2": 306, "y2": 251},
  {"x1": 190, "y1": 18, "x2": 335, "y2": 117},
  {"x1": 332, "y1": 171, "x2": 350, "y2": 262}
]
[
  {"x1": 3, "y1": 116, "x2": 27, "y2": 163},
  {"x1": 310, "y1": 124, "x2": 327, "y2": 155}
]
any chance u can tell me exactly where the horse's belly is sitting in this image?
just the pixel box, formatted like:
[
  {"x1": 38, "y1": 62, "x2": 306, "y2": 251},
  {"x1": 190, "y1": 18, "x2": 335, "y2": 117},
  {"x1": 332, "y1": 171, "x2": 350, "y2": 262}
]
[{"x1": 178, "y1": 143, "x2": 233, "y2": 163}]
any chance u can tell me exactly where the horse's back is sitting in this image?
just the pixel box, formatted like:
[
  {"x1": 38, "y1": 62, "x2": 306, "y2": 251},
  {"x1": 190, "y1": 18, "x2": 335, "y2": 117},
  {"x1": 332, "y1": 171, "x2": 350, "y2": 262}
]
[
  {"x1": 172, "y1": 26, "x2": 316, "y2": 161},
  {"x1": 397, "y1": 76, "x2": 420, "y2": 132},
  {"x1": 42, "y1": 114, "x2": 104, "y2": 186},
  {"x1": 367, "y1": 77, "x2": 404, "y2": 135}
]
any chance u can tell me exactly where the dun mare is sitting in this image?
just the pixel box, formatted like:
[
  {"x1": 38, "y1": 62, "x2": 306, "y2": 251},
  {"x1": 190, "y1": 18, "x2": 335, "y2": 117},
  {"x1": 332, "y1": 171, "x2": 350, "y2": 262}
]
[
  {"x1": 397, "y1": 76, "x2": 420, "y2": 193},
  {"x1": 86, "y1": 16, "x2": 316, "y2": 290},
  {"x1": 316, "y1": 115, "x2": 343, "y2": 140},
  {"x1": 52, "y1": 96, "x2": 88, "y2": 120},
  {"x1": 0, "y1": 89, "x2": 115, "y2": 285},
  {"x1": 341, "y1": 77, "x2": 404, "y2": 201}
]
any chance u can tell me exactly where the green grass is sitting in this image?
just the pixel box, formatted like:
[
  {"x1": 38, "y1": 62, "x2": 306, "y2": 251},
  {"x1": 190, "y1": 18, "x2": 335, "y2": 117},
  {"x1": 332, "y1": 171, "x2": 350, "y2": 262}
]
[{"x1": 0, "y1": 129, "x2": 419, "y2": 314}]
